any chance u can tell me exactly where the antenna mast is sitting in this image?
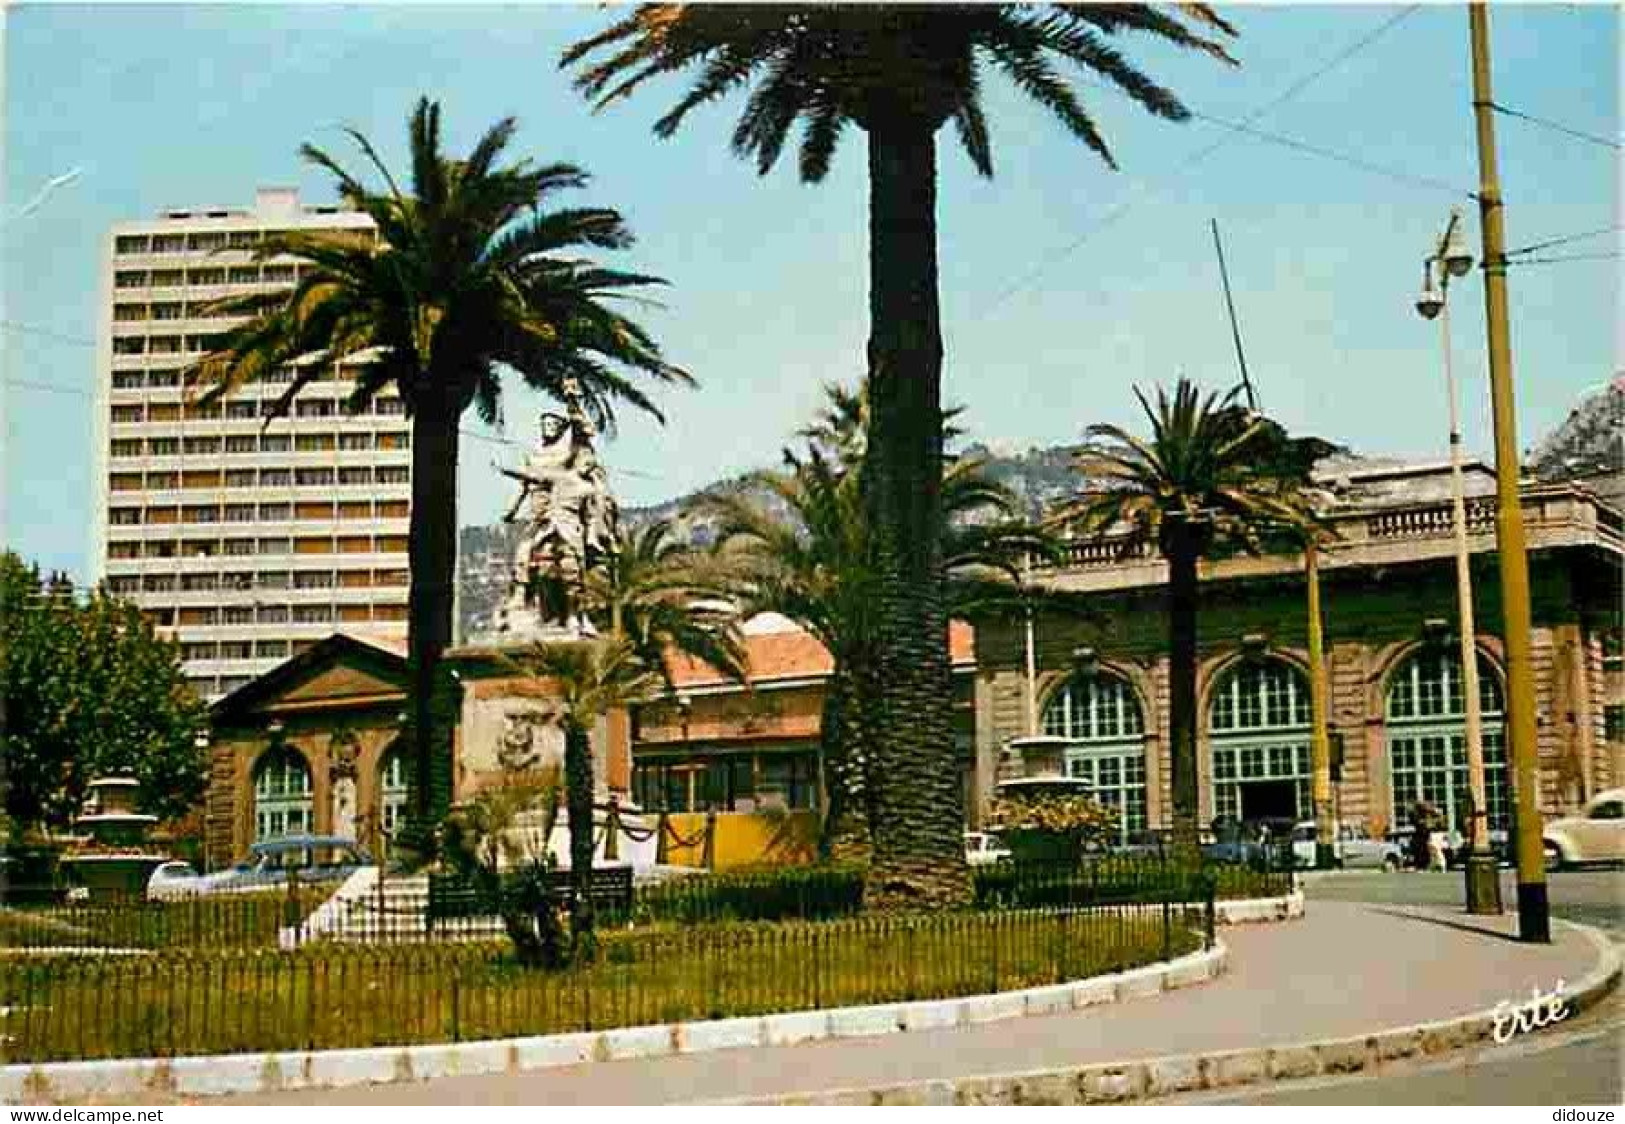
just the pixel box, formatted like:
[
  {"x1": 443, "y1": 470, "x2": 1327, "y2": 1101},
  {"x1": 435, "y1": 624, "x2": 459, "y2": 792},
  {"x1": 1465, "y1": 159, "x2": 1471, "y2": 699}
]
[{"x1": 1211, "y1": 218, "x2": 1259, "y2": 411}]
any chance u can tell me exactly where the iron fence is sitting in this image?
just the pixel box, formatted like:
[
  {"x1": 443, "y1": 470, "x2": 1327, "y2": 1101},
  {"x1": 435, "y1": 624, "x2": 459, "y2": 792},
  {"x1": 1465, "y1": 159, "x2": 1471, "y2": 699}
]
[
  {"x1": 1, "y1": 887, "x2": 1213, "y2": 1064},
  {"x1": 0, "y1": 886, "x2": 333, "y2": 951}
]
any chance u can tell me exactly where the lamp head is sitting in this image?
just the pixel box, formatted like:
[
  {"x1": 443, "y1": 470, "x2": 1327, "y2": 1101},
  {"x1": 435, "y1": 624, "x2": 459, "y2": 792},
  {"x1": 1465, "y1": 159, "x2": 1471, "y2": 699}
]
[
  {"x1": 1442, "y1": 218, "x2": 1474, "y2": 278},
  {"x1": 1415, "y1": 263, "x2": 1444, "y2": 320}
]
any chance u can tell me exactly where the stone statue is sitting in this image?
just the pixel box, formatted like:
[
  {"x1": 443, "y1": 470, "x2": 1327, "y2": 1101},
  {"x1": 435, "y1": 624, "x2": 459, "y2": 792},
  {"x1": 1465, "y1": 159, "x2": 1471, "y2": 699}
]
[
  {"x1": 497, "y1": 379, "x2": 619, "y2": 633},
  {"x1": 329, "y1": 730, "x2": 360, "y2": 841}
]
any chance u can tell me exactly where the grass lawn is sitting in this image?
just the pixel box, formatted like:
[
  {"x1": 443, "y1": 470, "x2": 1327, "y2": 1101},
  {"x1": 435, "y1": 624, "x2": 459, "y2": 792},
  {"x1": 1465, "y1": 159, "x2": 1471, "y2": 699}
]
[
  {"x1": 3, "y1": 904, "x2": 1207, "y2": 1063},
  {"x1": 1, "y1": 889, "x2": 333, "y2": 952}
]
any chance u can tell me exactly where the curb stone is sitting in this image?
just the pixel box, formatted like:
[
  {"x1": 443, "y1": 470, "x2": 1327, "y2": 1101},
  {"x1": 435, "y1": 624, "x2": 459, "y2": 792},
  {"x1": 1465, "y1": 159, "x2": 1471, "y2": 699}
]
[
  {"x1": 712, "y1": 916, "x2": 1620, "y2": 1106},
  {"x1": 1, "y1": 928, "x2": 1232, "y2": 1104},
  {"x1": 1214, "y1": 889, "x2": 1305, "y2": 925}
]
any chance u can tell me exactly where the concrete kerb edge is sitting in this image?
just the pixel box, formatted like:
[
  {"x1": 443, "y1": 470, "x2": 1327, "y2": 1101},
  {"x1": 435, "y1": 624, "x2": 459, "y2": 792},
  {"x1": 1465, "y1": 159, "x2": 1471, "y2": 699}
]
[
  {"x1": 718, "y1": 915, "x2": 1622, "y2": 1107},
  {"x1": 0, "y1": 934, "x2": 1232, "y2": 1103},
  {"x1": 1213, "y1": 888, "x2": 1305, "y2": 925}
]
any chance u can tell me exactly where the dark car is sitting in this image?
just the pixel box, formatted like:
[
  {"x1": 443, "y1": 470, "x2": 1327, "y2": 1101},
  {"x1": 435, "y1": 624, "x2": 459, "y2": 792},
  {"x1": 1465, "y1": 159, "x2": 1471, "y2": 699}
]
[{"x1": 148, "y1": 836, "x2": 372, "y2": 900}]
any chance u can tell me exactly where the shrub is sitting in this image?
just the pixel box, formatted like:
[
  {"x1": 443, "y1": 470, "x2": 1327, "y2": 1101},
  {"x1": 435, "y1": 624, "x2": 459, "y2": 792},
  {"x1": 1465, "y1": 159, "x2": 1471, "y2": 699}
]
[
  {"x1": 987, "y1": 791, "x2": 1118, "y2": 866},
  {"x1": 631, "y1": 864, "x2": 865, "y2": 923}
]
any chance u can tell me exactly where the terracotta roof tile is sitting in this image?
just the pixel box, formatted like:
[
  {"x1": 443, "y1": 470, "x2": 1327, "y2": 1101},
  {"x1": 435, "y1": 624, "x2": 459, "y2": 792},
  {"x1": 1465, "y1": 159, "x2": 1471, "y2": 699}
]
[{"x1": 668, "y1": 618, "x2": 975, "y2": 688}]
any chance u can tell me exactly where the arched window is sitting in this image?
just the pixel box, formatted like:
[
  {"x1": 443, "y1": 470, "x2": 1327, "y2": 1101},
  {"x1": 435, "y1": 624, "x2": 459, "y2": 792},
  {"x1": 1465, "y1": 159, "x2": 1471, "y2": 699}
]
[
  {"x1": 377, "y1": 746, "x2": 410, "y2": 851},
  {"x1": 1208, "y1": 660, "x2": 1313, "y2": 826},
  {"x1": 1041, "y1": 673, "x2": 1147, "y2": 842},
  {"x1": 1386, "y1": 648, "x2": 1508, "y2": 833},
  {"x1": 253, "y1": 746, "x2": 312, "y2": 841}
]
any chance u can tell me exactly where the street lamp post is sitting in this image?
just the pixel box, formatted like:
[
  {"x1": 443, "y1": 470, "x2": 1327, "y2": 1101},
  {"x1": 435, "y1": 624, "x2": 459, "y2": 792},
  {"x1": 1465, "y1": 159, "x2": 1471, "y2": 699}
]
[{"x1": 1414, "y1": 210, "x2": 1501, "y2": 916}]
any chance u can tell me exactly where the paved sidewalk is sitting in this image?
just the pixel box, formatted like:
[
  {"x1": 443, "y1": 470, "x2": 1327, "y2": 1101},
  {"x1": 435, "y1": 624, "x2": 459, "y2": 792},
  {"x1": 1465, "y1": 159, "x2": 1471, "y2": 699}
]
[{"x1": 227, "y1": 901, "x2": 1600, "y2": 1105}]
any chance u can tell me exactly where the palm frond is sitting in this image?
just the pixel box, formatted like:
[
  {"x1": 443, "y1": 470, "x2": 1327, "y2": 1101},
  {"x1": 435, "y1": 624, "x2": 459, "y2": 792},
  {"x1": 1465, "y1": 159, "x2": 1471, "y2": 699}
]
[{"x1": 561, "y1": 4, "x2": 1236, "y2": 182}]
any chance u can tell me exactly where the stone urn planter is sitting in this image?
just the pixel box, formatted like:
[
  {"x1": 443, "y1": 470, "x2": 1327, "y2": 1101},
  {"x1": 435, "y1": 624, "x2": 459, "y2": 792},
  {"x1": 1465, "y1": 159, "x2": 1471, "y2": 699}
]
[{"x1": 59, "y1": 776, "x2": 167, "y2": 897}]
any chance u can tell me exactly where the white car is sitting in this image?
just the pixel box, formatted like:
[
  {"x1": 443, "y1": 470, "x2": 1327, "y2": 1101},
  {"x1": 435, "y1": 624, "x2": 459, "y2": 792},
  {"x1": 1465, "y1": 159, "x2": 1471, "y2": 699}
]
[
  {"x1": 1543, "y1": 788, "x2": 1625, "y2": 870},
  {"x1": 964, "y1": 831, "x2": 1012, "y2": 867},
  {"x1": 1290, "y1": 822, "x2": 1405, "y2": 871},
  {"x1": 145, "y1": 859, "x2": 201, "y2": 901}
]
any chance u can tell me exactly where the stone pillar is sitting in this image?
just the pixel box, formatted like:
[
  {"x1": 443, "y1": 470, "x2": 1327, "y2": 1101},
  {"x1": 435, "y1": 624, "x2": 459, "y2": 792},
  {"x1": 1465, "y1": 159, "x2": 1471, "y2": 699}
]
[
  {"x1": 1529, "y1": 626, "x2": 1562, "y2": 815},
  {"x1": 1150, "y1": 657, "x2": 1173, "y2": 832},
  {"x1": 1329, "y1": 641, "x2": 1371, "y2": 834},
  {"x1": 972, "y1": 671, "x2": 998, "y2": 829},
  {"x1": 1552, "y1": 622, "x2": 1594, "y2": 808},
  {"x1": 205, "y1": 741, "x2": 237, "y2": 871},
  {"x1": 1360, "y1": 645, "x2": 1392, "y2": 837},
  {"x1": 604, "y1": 707, "x2": 632, "y2": 796}
]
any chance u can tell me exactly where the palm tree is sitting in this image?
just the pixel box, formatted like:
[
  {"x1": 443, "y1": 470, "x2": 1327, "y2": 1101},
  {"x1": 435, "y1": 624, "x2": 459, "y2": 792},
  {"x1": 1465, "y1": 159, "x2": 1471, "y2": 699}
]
[
  {"x1": 584, "y1": 517, "x2": 747, "y2": 691},
  {"x1": 516, "y1": 635, "x2": 661, "y2": 957},
  {"x1": 1055, "y1": 379, "x2": 1327, "y2": 849},
  {"x1": 188, "y1": 98, "x2": 688, "y2": 838},
  {"x1": 705, "y1": 384, "x2": 1046, "y2": 865},
  {"x1": 515, "y1": 518, "x2": 745, "y2": 954},
  {"x1": 563, "y1": 5, "x2": 1237, "y2": 905}
]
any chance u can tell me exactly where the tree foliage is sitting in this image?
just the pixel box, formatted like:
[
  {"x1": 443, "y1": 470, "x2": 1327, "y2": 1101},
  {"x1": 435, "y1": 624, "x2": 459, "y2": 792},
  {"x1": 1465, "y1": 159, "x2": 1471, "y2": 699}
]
[
  {"x1": 499, "y1": 525, "x2": 745, "y2": 958},
  {"x1": 1054, "y1": 380, "x2": 1334, "y2": 847},
  {"x1": 439, "y1": 766, "x2": 568, "y2": 968},
  {"x1": 1, "y1": 552, "x2": 208, "y2": 830},
  {"x1": 703, "y1": 384, "x2": 1048, "y2": 858},
  {"x1": 185, "y1": 97, "x2": 688, "y2": 835},
  {"x1": 563, "y1": 5, "x2": 1236, "y2": 183},
  {"x1": 564, "y1": 3, "x2": 1237, "y2": 907}
]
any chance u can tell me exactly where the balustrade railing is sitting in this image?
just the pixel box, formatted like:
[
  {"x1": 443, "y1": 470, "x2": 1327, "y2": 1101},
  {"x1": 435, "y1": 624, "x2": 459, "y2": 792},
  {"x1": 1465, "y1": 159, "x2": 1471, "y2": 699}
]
[
  {"x1": 1038, "y1": 487, "x2": 1617, "y2": 574},
  {"x1": 1366, "y1": 498, "x2": 1497, "y2": 540}
]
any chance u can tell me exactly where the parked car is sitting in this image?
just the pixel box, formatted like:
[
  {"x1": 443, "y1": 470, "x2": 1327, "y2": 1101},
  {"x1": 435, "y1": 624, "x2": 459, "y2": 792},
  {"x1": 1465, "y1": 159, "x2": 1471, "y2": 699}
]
[
  {"x1": 1384, "y1": 826, "x2": 1455, "y2": 870},
  {"x1": 1289, "y1": 822, "x2": 1404, "y2": 871},
  {"x1": 1201, "y1": 838, "x2": 1294, "y2": 870},
  {"x1": 1201, "y1": 818, "x2": 1294, "y2": 870},
  {"x1": 147, "y1": 836, "x2": 373, "y2": 900},
  {"x1": 145, "y1": 860, "x2": 201, "y2": 900},
  {"x1": 964, "y1": 831, "x2": 1012, "y2": 868},
  {"x1": 1543, "y1": 788, "x2": 1625, "y2": 870},
  {"x1": 1115, "y1": 829, "x2": 1173, "y2": 860}
]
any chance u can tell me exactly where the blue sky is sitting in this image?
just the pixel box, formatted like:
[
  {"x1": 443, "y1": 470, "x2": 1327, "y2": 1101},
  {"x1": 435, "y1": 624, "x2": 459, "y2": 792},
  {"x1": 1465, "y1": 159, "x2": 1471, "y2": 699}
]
[{"x1": 3, "y1": 3, "x2": 1618, "y2": 583}]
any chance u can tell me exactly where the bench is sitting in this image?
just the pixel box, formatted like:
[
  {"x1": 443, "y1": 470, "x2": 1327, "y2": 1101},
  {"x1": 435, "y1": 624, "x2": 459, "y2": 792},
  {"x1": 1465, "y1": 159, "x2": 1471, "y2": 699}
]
[{"x1": 427, "y1": 864, "x2": 633, "y2": 922}]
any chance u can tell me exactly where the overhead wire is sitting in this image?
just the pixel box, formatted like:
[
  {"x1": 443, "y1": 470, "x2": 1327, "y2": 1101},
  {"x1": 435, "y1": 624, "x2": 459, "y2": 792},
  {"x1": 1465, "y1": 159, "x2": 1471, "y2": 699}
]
[
  {"x1": 1489, "y1": 101, "x2": 1621, "y2": 152},
  {"x1": 1504, "y1": 226, "x2": 1621, "y2": 258},
  {"x1": 6, "y1": 378, "x2": 93, "y2": 397},
  {"x1": 1507, "y1": 252, "x2": 1622, "y2": 267},
  {"x1": 975, "y1": 4, "x2": 1430, "y2": 319},
  {"x1": 2, "y1": 319, "x2": 97, "y2": 347}
]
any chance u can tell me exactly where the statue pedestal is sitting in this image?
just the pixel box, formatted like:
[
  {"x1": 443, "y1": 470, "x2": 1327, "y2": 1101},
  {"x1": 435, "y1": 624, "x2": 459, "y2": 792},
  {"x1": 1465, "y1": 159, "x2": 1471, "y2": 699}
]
[
  {"x1": 497, "y1": 806, "x2": 657, "y2": 873},
  {"x1": 445, "y1": 640, "x2": 618, "y2": 814}
]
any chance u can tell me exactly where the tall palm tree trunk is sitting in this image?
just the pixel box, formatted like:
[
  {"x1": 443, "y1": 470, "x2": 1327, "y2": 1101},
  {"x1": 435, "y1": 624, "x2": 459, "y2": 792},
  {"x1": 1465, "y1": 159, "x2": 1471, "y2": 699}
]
[
  {"x1": 861, "y1": 115, "x2": 968, "y2": 908},
  {"x1": 820, "y1": 661, "x2": 874, "y2": 863},
  {"x1": 1166, "y1": 526, "x2": 1202, "y2": 851},
  {"x1": 406, "y1": 401, "x2": 462, "y2": 839},
  {"x1": 563, "y1": 717, "x2": 597, "y2": 955}
]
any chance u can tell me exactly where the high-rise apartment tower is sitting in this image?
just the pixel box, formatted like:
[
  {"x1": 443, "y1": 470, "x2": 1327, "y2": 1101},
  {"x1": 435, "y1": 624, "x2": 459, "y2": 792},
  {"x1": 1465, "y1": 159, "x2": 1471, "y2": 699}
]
[{"x1": 96, "y1": 187, "x2": 411, "y2": 700}]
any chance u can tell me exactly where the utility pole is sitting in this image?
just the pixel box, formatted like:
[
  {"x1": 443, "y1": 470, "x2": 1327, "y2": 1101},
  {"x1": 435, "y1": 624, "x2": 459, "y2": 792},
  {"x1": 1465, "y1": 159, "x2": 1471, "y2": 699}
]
[
  {"x1": 1022, "y1": 553, "x2": 1038, "y2": 737},
  {"x1": 1469, "y1": 3, "x2": 1548, "y2": 942},
  {"x1": 1305, "y1": 539, "x2": 1336, "y2": 869}
]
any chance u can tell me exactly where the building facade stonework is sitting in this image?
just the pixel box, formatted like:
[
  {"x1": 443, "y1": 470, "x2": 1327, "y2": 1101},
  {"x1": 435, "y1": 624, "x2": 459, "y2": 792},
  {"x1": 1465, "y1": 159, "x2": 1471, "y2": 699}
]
[
  {"x1": 971, "y1": 465, "x2": 1622, "y2": 840},
  {"x1": 204, "y1": 635, "x2": 412, "y2": 868},
  {"x1": 203, "y1": 634, "x2": 634, "y2": 868},
  {"x1": 200, "y1": 464, "x2": 1620, "y2": 867}
]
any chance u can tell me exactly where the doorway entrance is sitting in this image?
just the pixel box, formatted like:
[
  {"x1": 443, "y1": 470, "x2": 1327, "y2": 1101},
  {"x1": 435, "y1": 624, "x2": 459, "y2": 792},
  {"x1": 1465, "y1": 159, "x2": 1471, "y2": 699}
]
[{"x1": 1239, "y1": 779, "x2": 1298, "y2": 824}]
